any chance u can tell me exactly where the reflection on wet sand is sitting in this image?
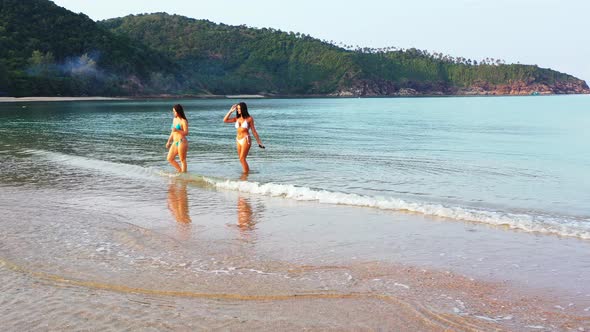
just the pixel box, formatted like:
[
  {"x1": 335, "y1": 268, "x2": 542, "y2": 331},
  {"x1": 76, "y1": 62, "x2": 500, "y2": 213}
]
[
  {"x1": 235, "y1": 194, "x2": 258, "y2": 243},
  {"x1": 236, "y1": 173, "x2": 257, "y2": 240},
  {"x1": 167, "y1": 181, "x2": 191, "y2": 224},
  {"x1": 237, "y1": 196, "x2": 254, "y2": 231}
]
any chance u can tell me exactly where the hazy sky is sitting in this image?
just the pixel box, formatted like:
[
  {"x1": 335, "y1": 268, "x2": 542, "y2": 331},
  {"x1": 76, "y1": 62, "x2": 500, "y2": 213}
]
[{"x1": 51, "y1": 0, "x2": 590, "y2": 84}]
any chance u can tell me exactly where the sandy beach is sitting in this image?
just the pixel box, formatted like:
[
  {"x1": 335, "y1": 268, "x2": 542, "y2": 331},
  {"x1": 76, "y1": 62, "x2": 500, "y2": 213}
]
[
  {"x1": 1, "y1": 183, "x2": 589, "y2": 331},
  {"x1": 0, "y1": 95, "x2": 270, "y2": 103},
  {"x1": 225, "y1": 94, "x2": 266, "y2": 99},
  {"x1": 2, "y1": 252, "x2": 584, "y2": 330},
  {"x1": 0, "y1": 96, "x2": 130, "y2": 103}
]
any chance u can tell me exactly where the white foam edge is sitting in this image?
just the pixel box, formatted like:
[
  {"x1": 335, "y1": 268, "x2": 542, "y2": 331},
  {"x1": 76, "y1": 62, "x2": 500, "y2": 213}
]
[{"x1": 205, "y1": 177, "x2": 590, "y2": 240}]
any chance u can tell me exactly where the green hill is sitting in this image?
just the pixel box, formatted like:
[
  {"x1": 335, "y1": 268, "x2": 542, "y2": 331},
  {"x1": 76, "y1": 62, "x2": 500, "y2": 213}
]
[
  {"x1": 101, "y1": 13, "x2": 359, "y2": 95},
  {"x1": 100, "y1": 13, "x2": 589, "y2": 96},
  {"x1": 0, "y1": 0, "x2": 180, "y2": 96},
  {"x1": 1, "y1": 1, "x2": 588, "y2": 97}
]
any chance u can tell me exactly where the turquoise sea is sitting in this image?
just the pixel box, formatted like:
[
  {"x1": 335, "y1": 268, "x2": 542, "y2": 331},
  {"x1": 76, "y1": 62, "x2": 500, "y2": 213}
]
[
  {"x1": 1, "y1": 96, "x2": 589, "y2": 238},
  {"x1": 1, "y1": 96, "x2": 590, "y2": 330}
]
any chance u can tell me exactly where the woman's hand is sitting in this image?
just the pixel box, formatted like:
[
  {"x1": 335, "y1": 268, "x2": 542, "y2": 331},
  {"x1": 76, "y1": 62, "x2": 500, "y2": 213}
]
[
  {"x1": 166, "y1": 142, "x2": 171, "y2": 149},
  {"x1": 224, "y1": 105, "x2": 237, "y2": 122},
  {"x1": 258, "y1": 144, "x2": 265, "y2": 149}
]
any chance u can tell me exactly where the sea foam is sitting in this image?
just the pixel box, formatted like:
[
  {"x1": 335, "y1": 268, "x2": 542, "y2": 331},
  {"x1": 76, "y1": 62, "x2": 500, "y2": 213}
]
[{"x1": 204, "y1": 176, "x2": 590, "y2": 240}]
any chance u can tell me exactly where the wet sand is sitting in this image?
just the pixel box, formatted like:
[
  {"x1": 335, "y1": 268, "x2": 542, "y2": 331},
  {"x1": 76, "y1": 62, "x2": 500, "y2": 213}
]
[
  {"x1": 0, "y1": 247, "x2": 587, "y2": 330},
  {"x1": 0, "y1": 256, "x2": 560, "y2": 331},
  {"x1": 1, "y1": 180, "x2": 589, "y2": 331}
]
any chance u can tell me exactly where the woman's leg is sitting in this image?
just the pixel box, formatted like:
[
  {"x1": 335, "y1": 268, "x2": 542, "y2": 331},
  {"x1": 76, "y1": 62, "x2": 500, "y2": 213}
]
[
  {"x1": 178, "y1": 141, "x2": 188, "y2": 173},
  {"x1": 167, "y1": 145, "x2": 182, "y2": 172},
  {"x1": 238, "y1": 139, "x2": 251, "y2": 174},
  {"x1": 236, "y1": 142, "x2": 244, "y2": 172}
]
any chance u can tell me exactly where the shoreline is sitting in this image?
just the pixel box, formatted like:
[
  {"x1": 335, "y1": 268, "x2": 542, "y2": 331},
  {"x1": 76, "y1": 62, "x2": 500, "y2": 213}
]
[
  {"x1": 1, "y1": 93, "x2": 589, "y2": 103},
  {"x1": 0, "y1": 96, "x2": 129, "y2": 103}
]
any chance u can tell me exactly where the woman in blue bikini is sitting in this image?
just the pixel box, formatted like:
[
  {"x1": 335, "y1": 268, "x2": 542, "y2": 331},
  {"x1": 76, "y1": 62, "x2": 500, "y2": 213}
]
[
  {"x1": 223, "y1": 102, "x2": 265, "y2": 174},
  {"x1": 166, "y1": 104, "x2": 189, "y2": 173}
]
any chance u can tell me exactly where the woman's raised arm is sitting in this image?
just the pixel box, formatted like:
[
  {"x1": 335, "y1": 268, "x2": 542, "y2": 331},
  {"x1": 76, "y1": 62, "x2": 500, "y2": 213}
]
[{"x1": 224, "y1": 105, "x2": 238, "y2": 123}]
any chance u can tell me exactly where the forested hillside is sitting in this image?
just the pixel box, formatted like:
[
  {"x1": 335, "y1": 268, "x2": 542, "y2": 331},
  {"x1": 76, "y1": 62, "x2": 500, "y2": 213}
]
[
  {"x1": 102, "y1": 13, "x2": 589, "y2": 96},
  {"x1": 1, "y1": 0, "x2": 588, "y2": 97},
  {"x1": 101, "y1": 14, "x2": 357, "y2": 95}
]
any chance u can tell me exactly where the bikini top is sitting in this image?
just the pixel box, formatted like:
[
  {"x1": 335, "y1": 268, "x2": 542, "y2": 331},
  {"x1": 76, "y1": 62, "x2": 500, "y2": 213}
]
[
  {"x1": 171, "y1": 122, "x2": 182, "y2": 130},
  {"x1": 235, "y1": 120, "x2": 249, "y2": 129}
]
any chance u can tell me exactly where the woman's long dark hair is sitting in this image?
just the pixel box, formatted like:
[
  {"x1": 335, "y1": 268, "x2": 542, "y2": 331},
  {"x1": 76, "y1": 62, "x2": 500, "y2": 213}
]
[
  {"x1": 237, "y1": 102, "x2": 250, "y2": 118},
  {"x1": 173, "y1": 104, "x2": 187, "y2": 120}
]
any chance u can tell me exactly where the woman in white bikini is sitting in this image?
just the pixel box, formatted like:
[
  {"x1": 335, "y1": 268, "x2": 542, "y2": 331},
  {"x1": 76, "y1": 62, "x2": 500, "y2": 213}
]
[{"x1": 223, "y1": 102, "x2": 265, "y2": 174}]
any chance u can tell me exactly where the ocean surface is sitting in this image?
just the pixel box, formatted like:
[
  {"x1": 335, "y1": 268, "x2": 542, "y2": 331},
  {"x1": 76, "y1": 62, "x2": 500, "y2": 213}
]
[
  {"x1": 1, "y1": 96, "x2": 590, "y2": 330},
  {"x1": 1, "y1": 96, "x2": 589, "y2": 238}
]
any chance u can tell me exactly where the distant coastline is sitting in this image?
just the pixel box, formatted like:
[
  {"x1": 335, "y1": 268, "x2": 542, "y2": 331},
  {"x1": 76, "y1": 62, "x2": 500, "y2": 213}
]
[
  {"x1": 2, "y1": 91, "x2": 590, "y2": 103},
  {"x1": 0, "y1": 95, "x2": 270, "y2": 103},
  {"x1": 0, "y1": 97, "x2": 128, "y2": 103}
]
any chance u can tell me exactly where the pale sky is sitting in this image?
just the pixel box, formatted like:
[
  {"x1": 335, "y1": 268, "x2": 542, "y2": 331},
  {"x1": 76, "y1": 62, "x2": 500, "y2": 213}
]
[{"x1": 51, "y1": 0, "x2": 590, "y2": 84}]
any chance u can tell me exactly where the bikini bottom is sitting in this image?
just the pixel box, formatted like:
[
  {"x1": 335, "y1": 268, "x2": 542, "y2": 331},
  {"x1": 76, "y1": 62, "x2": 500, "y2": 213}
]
[
  {"x1": 236, "y1": 136, "x2": 250, "y2": 146},
  {"x1": 174, "y1": 138, "x2": 186, "y2": 147}
]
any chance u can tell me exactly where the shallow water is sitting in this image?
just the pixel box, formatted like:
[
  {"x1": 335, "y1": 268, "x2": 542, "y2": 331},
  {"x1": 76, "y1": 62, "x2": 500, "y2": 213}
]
[
  {"x1": 1, "y1": 96, "x2": 589, "y2": 238},
  {"x1": 1, "y1": 96, "x2": 589, "y2": 330}
]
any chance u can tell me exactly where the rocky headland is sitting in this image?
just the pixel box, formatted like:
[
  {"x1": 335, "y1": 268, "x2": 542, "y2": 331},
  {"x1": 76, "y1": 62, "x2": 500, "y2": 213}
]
[{"x1": 332, "y1": 78, "x2": 590, "y2": 97}]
